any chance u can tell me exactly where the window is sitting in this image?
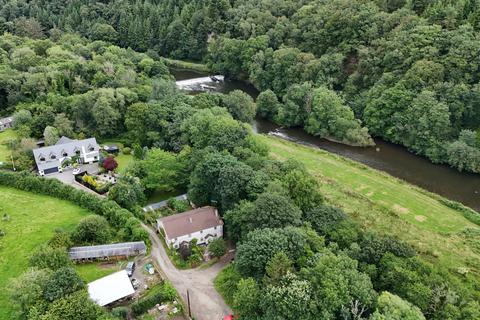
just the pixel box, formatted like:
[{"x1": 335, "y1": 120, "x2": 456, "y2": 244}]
[
  {"x1": 200, "y1": 230, "x2": 203, "y2": 233},
  {"x1": 50, "y1": 155, "x2": 56, "y2": 159},
  {"x1": 89, "y1": 147, "x2": 94, "y2": 151},
  {"x1": 63, "y1": 152, "x2": 68, "y2": 157},
  {"x1": 214, "y1": 226, "x2": 217, "y2": 230},
  {"x1": 75, "y1": 150, "x2": 80, "y2": 155},
  {"x1": 39, "y1": 157, "x2": 45, "y2": 162}
]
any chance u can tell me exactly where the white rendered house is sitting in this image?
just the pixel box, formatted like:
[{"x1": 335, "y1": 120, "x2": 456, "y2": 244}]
[
  {"x1": 32, "y1": 136, "x2": 100, "y2": 175},
  {"x1": 157, "y1": 206, "x2": 223, "y2": 249}
]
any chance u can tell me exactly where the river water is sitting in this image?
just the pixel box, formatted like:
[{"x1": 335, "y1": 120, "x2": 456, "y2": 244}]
[{"x1": 171, "y1": 68, "x2": 480, "y2": 211}]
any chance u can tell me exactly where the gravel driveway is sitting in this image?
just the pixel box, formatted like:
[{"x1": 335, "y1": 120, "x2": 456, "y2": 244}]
[{"x1": 142, "y1": 224, "x2": 232, "y2": 320}]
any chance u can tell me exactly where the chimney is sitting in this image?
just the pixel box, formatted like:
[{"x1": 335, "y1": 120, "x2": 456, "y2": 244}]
[
  {"x1": 215, "y1": 209, "x2": 219, "y2": 217},
  {"x1": 189, "y1": 217, "x2": 192, "y2": 223}
]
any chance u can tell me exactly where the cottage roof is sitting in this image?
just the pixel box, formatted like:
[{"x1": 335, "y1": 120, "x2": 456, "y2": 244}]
[
  {"x1": 88, "y1": 270, "x2": 135, "y2": 306},
  {"x1": 158, "y1": 206, "x2": 223, "y2": 239}
]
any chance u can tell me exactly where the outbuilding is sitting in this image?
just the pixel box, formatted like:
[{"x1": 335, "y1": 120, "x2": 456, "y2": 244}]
[
  {"x1": 88, "y1": 270, "x2": 135, "y2": 306},
  {"x1": 69, "y1": 241, "x2": 147, "y2": 261}
]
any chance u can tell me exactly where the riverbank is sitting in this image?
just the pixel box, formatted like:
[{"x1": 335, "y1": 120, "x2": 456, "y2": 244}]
[
  {"x1": 259, "y1": 134, "x2": 480, "y2": 279},
  {"x1": 162, "y1": 58, "x2": 210, "y2": 73}
]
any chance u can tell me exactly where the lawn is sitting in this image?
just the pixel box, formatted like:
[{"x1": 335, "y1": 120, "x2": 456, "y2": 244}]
[
  {"x1": 0, "y1": 129, "x2": 16, "y2": 163},
  {"x1": 259, "y1": 135, "x2": 480, "y2": 277},
  {"x1": 99, "y1": 140, "x2": 135, "y2": 174},
  {"x1": 0, "y1": 186, "x2": 92, "y2": 319},
  {"x1": 75, "y1": 261, "x2": 124, "y2": 282}
]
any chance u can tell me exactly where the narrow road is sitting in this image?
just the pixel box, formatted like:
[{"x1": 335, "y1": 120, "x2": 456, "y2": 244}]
[{"x1": 142, "y1": 223, "x2": 232, "y2": 320}]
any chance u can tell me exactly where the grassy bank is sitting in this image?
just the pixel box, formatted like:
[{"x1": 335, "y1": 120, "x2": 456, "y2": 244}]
[
  {"x1": 258, "y1": 135, "x2": 480, "y2": 277},
  {"x1": 0, "y1": 129, "x2": 16, "y2": 163},
  {"x1": 0, "y1": 186, "x2": 91, "y2": 319},
  {"x1": 161, "y1": 57, "x2": 210, "y2": 73}
]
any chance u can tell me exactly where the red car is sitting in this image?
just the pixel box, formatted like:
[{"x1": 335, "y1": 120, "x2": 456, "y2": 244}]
[{"x1": 223, "y1": 315, "x2": 234, "y2": 320}]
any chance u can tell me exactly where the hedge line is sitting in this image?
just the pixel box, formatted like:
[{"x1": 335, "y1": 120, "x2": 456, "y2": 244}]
[
  {"x1": 0, "y1": 171, "x2": 150, "y2": 245},
  {"x1": 438, "y1": 198, "x2": 480, "y2": 226}
]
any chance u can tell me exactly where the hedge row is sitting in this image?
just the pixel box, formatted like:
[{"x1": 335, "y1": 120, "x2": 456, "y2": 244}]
[
  {"x1": 438, "y1": 198, "x2": 480, "y2": 226},
  {"x1": 0, "y1": 171, "x2": 149, "y2": 245}
]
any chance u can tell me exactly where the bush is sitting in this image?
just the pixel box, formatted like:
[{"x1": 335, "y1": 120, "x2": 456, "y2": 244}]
[
  {"x1": 122, "y1": 147, "x2": 132, "y2": 155},
  {"x1": 111, "y1": 307, "x2": 128, "y2": 319},
  {"x1": 48, "y1": 229, "x2": 73, "y2": 249},
  {"x1": 30, "y1": 245, "x2": 71, "y2": 270},
  {"x1": 71, "y1": 215, "x2": 112, "y2": 245},
  {"x1": 167, "y1": 198, "x2": 190, "y2": 213},
  {"x1": 208, "y1": 238, "x2": 227, "y2": 257},
  {"x1": 131, "y1": 282, "x2": 177, "y2": 316},
  {"x1": 214, "y1": 265, "x2": 241, "y2": 306}
]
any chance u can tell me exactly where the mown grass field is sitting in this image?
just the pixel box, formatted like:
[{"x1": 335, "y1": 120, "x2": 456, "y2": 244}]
[
  {"x1": 258, "y1": 135, "x2": 480, "y2": 277},
  {"x1": 0, "y1": 186, "x2": 91, "y2": 319},
  {"x1": 75, "y1": 261, "x2": 124, "y2": 283},
  {"x1": 0, "y1": 129, "x2": 16, "y2": 163}
]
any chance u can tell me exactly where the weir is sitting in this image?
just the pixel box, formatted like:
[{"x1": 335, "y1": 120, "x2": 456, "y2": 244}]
[{"x1": 175, "y1": 75, "x2": 225, "y2": 90}]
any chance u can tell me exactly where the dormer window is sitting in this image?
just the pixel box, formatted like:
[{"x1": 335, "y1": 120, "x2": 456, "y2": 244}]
[
  {"x1": 39, "y1": 157, "x2": 45, "y2": 162},
  {"x1": 88, "y1": 144, "x2": 95, "y2": 152},
  {"x1": 50, "y1": 154, "x2": 56, "y2": 159},
  {"x1": 63, "y1": 152, "x2": 68, "y2": 157}
]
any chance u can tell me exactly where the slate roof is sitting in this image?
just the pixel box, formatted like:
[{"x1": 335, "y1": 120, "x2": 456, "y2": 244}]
[
  {"x1": 32, "y1": 136, "x2": 99, "y2": 171},
  {"x1": 158, "y1": 206, "x2": 223, "y2": 239},
  {"x1": 0, "y1": 116, "x2": 12, "y2": 126}
]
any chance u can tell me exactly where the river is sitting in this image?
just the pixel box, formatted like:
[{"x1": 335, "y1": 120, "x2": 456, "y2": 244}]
[{"x1": 170, "y1": 68, "x2": 480, "y2": 211}]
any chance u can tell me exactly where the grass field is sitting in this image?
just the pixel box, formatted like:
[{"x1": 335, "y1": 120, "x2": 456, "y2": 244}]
[
  {"x1": 259, "y1": 135, "x2": 480, "y2": 277},
  {"x1": 0, "y1": 129, "x2": 16, "y2": 163},
  {"x1": 75, "y1": 261, "x2": 124, "y2": 282},
  {"x1": 0, "y1": 186, "x2": 92, "y2": 319}
]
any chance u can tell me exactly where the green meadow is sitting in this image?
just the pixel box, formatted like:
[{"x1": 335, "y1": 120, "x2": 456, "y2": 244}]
[
  {"x1": 0, "y1": 186, "x2": 91, "y2": 319},
  {"x1": 260, "y1": 135, "x2": 480, "y2": 277}
]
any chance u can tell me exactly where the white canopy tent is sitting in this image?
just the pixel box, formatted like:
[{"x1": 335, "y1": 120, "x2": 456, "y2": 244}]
[{"x1": 88, "y1": 270, "x2": 135, "y2": 306}]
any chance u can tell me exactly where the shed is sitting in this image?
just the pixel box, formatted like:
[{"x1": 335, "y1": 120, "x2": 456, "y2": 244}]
[
  {"x1": 69, "y1": 241, "x2": 146, "y2": 261},
  {"x1": 88, "y1": 270, "x2": 135, "y2": 306},
  {"x1": 103, "y1": 145, "x2": 119, "y2": 154}
]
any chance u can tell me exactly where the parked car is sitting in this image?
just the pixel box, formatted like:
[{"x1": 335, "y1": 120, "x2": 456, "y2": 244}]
[
  {"x1": 72, "y1": 167, "x2": 82, "y2": 175},
  {"x1": 131, "y1": 278, "x2": 139, "y2": 289},
  {"x1": 126, "y1": 261, "x2": 135, "y2": 277}
]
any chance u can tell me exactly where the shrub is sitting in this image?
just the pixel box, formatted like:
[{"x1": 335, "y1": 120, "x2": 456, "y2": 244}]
[
  {"x1": 71, "y1": 215, "x2": 112, "y2": 245},
  {"x1": 122, "y1": 147, "x2": 132, "y2": 155},
  {"x1": 167, "y1": 198, "x2": 190, "y2": 213},
  {"x1": 103, "y1": 156, "x2": 118, "y2": 171},
  {"x1": 30, "y1": 245, "x2": 72, "y2": 270},
  {"x1": 131, "y1": 282, "x2": 177, "y2": 316},
  {"x1": 111, "y1": 307, "x2": 128, "y2": 319},
  {"x1": 208, "y1": 238, "x2": 227, "y2": 257},
  {"x1": 43, "y1": 267, "x2": 85, "y2": 302},
  {"x1": 48, "y1": 229, "x2": 73, "y2": 249},
  {"x1": 82, "y1": 174, "x2": 99, "y2": 189},
  {"x1": 214, "y1": 265, "x2": 242, "y2": 306}
]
